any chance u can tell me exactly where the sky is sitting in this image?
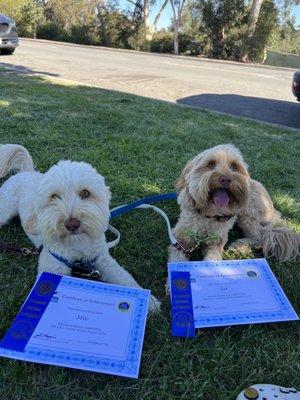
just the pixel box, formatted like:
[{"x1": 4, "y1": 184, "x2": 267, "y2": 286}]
[{"x1": 119, "y1": 1, "x2": 300, "y2": 30}]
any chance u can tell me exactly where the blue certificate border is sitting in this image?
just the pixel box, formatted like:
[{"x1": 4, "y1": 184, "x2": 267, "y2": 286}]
[
  {"x1": 0, "y1": 275, "x2": 150, "y2": 378},
  {"x1": 168, "y1": 259, "x2": 299, "y2": 328}
]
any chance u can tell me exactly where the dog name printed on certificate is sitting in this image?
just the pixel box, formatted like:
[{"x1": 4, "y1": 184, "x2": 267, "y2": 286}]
[
  {"x1": 168, "y1": 258, "x2": 298, "y2": 333},
  {"x1": 0, "y1": 272, "x2": 150, "y2": 378}
]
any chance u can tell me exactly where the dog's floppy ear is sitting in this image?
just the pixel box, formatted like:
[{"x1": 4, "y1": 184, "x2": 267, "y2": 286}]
[
  {"x1": 176, "y1": 160, "x2": 196, "y2": 209},
  {"x1": 176, "y1": 160, "x2": 192, "y2": 192},
  {"x1": 24, "y1": 207, "x2": 39, "y2": 235}
]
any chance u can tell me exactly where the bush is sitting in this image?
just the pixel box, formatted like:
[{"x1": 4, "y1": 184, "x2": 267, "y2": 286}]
[
  {"x1": 224, "y1": 25, "x2": 248, "y2": 60},
  {"x1": 37, "y1": 22, "x2": 65, "y2": 41},
  {"x1": 150, "y1": 31, "x2": 202, "y2": 55},
  {"x1": 150, "y1": 31, "x2": 173, "y2": 53},
  {"x1": 128, "y1": 26, "x2": 150, "y2": 51},
  {"x1": 69, "y1": 25, "x2": 94, "y2": 45},
  {"x1": 97, "y1": 10, "x2": 132, "y2": 49}
]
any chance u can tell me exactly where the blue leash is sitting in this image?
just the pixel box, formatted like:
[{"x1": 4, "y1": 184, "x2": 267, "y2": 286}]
[
  {"x1": 109, "y1": 192, "x2": 189, "y2": 255},
  {"x1": 110, "y1": 192, "x2": 177, "y2": 219}
]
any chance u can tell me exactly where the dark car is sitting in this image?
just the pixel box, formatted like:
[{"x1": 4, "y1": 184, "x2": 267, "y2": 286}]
[
  {"x1": 292, "y1": 71, "x2": 300, "y2": 102},
  {"x1": 0, "y1": 13, "x2": 18, "y2": 55}
]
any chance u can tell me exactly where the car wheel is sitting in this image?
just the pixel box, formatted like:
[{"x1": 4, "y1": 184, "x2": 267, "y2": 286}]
[{"x1": 1, "y1": 48, "x2": 15, "y2": 55}]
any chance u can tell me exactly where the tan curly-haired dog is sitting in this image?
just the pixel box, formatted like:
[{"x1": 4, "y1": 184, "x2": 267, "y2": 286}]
[{"x1": 168, "y1": 144, "x2": 299, "y2": 262}]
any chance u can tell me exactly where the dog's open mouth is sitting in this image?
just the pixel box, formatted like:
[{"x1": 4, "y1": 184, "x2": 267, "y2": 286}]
[{"x1": 211, "y1": 188, "x2": 230, "y2": 208}]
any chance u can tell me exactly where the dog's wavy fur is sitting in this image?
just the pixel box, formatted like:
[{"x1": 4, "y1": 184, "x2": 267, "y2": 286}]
[
  {"x1": 169, "y1": 144, "x2": 299, "y2": 262},
  {"x1": 0, "y1": 144, "x2": 161, "y2": 313}
]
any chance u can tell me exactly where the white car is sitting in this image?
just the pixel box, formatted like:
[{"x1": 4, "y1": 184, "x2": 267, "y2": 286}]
[{"x1": 0, "y1": 13, "x2": 18, "y2": 55}]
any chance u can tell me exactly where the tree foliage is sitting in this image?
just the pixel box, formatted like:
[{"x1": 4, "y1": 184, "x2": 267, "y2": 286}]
[
  {"x1": 246, "y1": 0, "x2": 280, "y2": 62},
  {"x1": 276, "y1": 0, "x2": 300, "y2": 52},
  {"x1": 19, "y1": 0, "x2": 44, "y2": 38},
  {"x1": 201, "y1": 0, "x2": 248, "y2": 58},
  {"x1": 0, "y1": 0, "x2": 298, "y2": 59}
]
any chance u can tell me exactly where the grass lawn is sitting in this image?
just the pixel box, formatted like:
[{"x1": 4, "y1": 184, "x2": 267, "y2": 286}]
[{"x1": 0, "y1": 70, "x2": 299, "y2": 400}]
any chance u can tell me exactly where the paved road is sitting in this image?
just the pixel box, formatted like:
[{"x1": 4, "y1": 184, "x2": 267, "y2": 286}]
[{"x1": 1, "y1": 39, "x2": 299, "y2": 129}]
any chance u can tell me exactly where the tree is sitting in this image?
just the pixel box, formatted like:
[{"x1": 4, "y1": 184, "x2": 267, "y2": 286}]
[
  {"x1": 129, "y1": 0, "x2": 152, "y2": 27},
  {"x1": 44, "y1": 0, "x2": 96, "y2": 31},
  {"x1": 96, "y1": 3, "x2": 133, "y2": 48},
  {"x1": 0, "y1": 0, "x2": 22, "y2": 20},
  {"x1": 240, "y1": 0, "x2": 264, "y2": 61},
  {"x1": 19, "y1": 0, "x2": 44, "y2": 38},
  {"x1": 248, "y1": 0, "x2": 265, "y2": 36},
  {"x1": 0, "y1": 0, "x2": 45, "y2": 38},
  {"x1": 199, "y1": 0, "x2": 247, "y2": 59},
  {"x1": 277, "y1": 0, "x2": 300, "y2": 52},
  {"x1": 126, "y1": 0, "x2": 155, "y2": 49},
  {"x1": 169, "y1": 0, "x2": 186, "y2": 54},
  {"x1": 154, "y1": 0, "x2": 186, "y2": 54},
  {"x1": 243, "y1": 0, "x2": 280, "y2": 62}
]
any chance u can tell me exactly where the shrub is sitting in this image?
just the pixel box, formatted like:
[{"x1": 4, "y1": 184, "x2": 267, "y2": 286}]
[
  {"x1": 150, "y1": 31, "x2": 202, "y2": 55},
  {"x1": 37, "y1": 22, "x2": 65, "y2": 41},
  {"x1": 69, "y1": 25, "x2": 94, "y2": 45},
  {"x1": 128, "y1": 26, "x2": 150, "y2": 51},
  {"x1": 150, "y1": 31, "x2": 174, "y2": 53}
]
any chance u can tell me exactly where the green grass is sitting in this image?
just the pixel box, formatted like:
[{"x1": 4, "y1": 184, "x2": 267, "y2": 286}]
[{"x1": 0, "y1": 70, "x2": 299, "y2": 400}]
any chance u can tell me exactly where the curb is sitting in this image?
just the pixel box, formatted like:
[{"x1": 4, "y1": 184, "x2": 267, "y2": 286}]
[{"x1": 19, "y1": 37, "x2": 298, "y2": 73}]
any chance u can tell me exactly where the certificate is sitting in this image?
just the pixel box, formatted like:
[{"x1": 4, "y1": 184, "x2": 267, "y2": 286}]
[
  {"x1": 0, "y1": 272, "x2": 150, "y2": 378},
  {"x1": 168, "y1": 259, "x2": 298, "y2": 329}
]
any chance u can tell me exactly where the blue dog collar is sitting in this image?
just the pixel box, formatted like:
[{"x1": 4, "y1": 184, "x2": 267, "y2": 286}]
[{"x1": 49, "y1": 250, "x2": 100, "y2": 280}]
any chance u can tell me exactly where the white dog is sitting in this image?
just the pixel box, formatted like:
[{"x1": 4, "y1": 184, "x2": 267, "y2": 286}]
[{"x1": 0, "y1": 144, "x2": 160, "y2": 313}]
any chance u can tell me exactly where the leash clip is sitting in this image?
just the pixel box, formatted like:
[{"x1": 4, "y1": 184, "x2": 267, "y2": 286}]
[
  {"x1": 89, "y1": 269, "x2": 101, "y2": 280},
  {"x1": 173, "y1": 242, "x2": 191, "y2": 256},
  {"x1": 72, "y1": 267, "x2": 101, "y2": 281}
]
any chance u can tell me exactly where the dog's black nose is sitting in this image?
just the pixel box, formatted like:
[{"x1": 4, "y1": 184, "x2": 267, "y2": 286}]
[
  {"x1": 65, "y1": 217, "x2": 81, "y2": 232},
  {"x1": 219, "y1": 175, "x2": 231, "y2": 187}
]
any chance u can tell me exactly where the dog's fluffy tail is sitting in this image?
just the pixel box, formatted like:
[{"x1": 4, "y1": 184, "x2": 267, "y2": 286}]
[
  {"x1": 0, "y1": 144, "x2": 34, "y2": 178},
  {"x1": 262, "y1": 226, "x2": 300, "y2": 262}
]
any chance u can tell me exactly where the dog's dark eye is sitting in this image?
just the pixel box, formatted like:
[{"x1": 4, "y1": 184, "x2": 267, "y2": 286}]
[
  {"x1": 80, "y1": 189, "x2": 90, "y2": 199},
  {"x1": 230, "y1": 163, "x2": 238, "y2": 171},
  {"x1": 207, "y1": 161, "x2": 216, "y2": 169},
  {"x1": 51, "y1": 194, "x2": 61, "y2": 200}
]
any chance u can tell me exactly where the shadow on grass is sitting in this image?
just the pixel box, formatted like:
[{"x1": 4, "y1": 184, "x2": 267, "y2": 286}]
[
  {"x1": 177, "y1": 93, "x2": 300, "y2": 130},
  {"x1": 0, "y1": 71, "x2": 299, "y2": 210},
  {"x1": 0, "y1": 72, "x2": 299, "y2": 235}
]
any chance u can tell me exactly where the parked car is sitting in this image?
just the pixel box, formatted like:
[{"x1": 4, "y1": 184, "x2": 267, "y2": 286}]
[
  {"x1": 0, "y1": 13, "x2": 18, "y2": 55},
  {"x1": 292, "y1": 71, "x2": 300, "y2": 102}
]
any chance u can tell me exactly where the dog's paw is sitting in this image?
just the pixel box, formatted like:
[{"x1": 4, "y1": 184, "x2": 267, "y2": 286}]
[
  {"x1": 227, "y1": 240, "x2": 253, "y2": 257},
  {"x1": 148, "y1": 295, "x2": 161, "y2": 314}
]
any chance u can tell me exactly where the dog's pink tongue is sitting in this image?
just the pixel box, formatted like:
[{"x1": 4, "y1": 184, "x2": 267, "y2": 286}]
[{"x1": 213, "y1": 189, "x2": 230, "y2": 208}]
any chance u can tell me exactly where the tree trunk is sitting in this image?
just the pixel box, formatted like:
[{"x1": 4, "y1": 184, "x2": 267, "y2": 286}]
[
  {"x1": 173, "y1": 23, "x2": 179, "y2": 55},
  {"x1": 240, "y1": 0, "x2": 264, "y2": 62},
  {"x1": 248, "y1": 0, "x2": 264, "y2": 36},
  {"x1": 213, "y1": 26, "x2": 226, "y2": 59},
  {"x1": 169, "y1": 0, "x2": 185, "y2": 56},
  {"x1": 33, "y1": 24, "x2": 37, "y2": 39},
  {"x1": 143, "y1": 0, "x2": 150, "y2": 27}
]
